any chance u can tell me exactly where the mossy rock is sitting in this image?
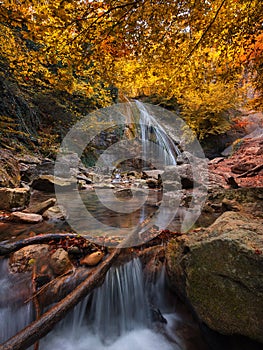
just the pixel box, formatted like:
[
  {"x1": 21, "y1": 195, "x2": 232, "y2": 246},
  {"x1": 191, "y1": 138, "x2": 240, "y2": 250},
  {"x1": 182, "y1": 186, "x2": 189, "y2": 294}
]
[{"x1": 166, "y1": 211, "x2": 263, "y2": 343}]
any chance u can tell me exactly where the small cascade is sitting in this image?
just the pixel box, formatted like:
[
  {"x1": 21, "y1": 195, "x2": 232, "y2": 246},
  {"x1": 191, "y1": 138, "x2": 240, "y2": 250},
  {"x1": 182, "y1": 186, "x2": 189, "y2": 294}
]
[
  {"x1": 0, "y1": 259, "x2": 33, "y2": 343},
  {"x1": 88, "y1": 258, "x2": 150, "y2": 343},
  {"x1": 41, "y1": 258, "x2": 183, "y2": 350}
]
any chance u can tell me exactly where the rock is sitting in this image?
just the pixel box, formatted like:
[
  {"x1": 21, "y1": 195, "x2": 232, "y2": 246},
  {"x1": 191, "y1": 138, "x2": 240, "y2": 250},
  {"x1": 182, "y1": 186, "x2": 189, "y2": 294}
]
[
  {"x1": 166, "y1": 211, "x2": 263, "y2": 343},
  {"x1": 0, "y1": 149, "x2": 21, "y2": 188},
  {"x1": 54, "y1": 152, "x2": 80, "y2": 178},
  {"x1": 80, "y1": 251, "x2": 104, "y2": 266},
  {"x1": 0, "y1": 187, "x2": 30, "y2": 210},
  {"x1": 114, "y1": 188, "x2": 133, "y2": 198},
  {"x1": 19, "y1": 163, "x2": 38, "y2": 183},
  {"x1": 42, "y1": 205, "x2": 66, "y2": 221},
  {"x1": 31, "y1": 175, "x2": 75, "y2": 192},
  {"x1": 162, "y1": 180, "x2": 181, "y2": 191},
  {"x1": 163, "y1": 163, "x2": 207, "y2": 189},
  {"x1": 142, "y1": 170, "x2": 164, "y2": 180},
  {"x1": 150, "y1": 307, "x2": 167, "y2": 323},
  {"x1": 146, "y1": 178, "x2": 159, "y2": 188},
  {"x1": 93, "y1": 183, "x2": 115, "y2": 189},
  {"x1": 35, "y1": 159, "x2": 55, "y2": 175},
  {"x1": 17, "y1": 154, "x2": 42, "y2": 164},
  {"x1": 18, "y1": 155, "x2": 42, "y2": 183},
  {"x1": 50, "y1": 248, "x2": 73, "y2": 275},
  {"x1": 23, "y1": 198, "x2": 56, "y2": 214},
  {"x1": 8, "y1": 211, "x2": 43, "y2": 223},
  {"x1": 76, "y1": 174, "x2": 93, "y2": 184},
  {"x1": 9, "y1": 244, "x2": 50, "y2": 273},
  {"x1": 210, "y1": 136, "x2": 263, "y2": 188},
  {"x1": 231, "y1": 162, "x2": 256, "y2": 174},
  {"x1": 221, "y1": 198, "x2": 242, "y2": 211}
]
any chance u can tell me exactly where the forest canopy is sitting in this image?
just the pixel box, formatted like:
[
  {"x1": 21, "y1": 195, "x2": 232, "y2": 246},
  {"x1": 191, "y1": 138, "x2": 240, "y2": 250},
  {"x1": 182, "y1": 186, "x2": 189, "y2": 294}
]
[{"x1": 0, "y1": 0, "x2": 263, "y2": 142}]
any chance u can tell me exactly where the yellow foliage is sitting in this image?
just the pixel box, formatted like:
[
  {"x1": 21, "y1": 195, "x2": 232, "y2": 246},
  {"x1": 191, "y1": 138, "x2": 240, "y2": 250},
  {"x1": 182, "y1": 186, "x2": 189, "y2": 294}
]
[{"x1": 178, "y1": 82, "x2": 239, "y2": 139}]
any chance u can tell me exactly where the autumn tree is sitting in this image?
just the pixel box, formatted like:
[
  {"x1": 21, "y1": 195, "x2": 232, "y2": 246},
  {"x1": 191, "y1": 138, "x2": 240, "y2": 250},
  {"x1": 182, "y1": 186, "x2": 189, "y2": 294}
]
[{"x1": 0, "y1": 0, "x2": 263, "y2": 140}]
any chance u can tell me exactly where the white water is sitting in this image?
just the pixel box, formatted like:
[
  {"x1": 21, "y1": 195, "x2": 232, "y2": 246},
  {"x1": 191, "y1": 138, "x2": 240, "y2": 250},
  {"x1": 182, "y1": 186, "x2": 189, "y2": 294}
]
[
  {"x1": 136, "y1": 100, "x2": 180, "y2": 168},
  {"x1": 40, "y1": 258, "x2": 184, "y2": 350},
  {"x1": 0, "y1": 259, "x2": 33, "y2": 343},
  {"x1": 0, "y1": 257, "x2": 208, "y2": 350}
]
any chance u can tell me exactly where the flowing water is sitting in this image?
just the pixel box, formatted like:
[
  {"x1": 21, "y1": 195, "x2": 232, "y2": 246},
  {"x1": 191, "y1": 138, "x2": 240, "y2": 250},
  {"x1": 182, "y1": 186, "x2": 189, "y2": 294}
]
[
  {"x1": 0, "y1": 259, "x2": 33, "y2": 343},
  {"x1": 39, "y1": 258, "x2": 206, "y2": 350},
  {"x1": 0, "y1": 257, "x2": 208, "y2": 349},
  {"x1": 136, "y1": 100, "x2": 180, "y2": 167}
]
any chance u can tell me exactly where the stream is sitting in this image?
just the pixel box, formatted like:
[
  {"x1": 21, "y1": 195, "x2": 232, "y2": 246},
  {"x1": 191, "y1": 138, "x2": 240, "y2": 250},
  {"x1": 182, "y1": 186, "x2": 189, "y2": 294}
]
[{"x1": 0, "y1": 257, "x2": 209, "y2": 350}]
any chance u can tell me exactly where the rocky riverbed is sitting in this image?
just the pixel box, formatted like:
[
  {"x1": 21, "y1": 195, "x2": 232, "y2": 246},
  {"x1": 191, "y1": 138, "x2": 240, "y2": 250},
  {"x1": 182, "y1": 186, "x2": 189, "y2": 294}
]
[{"x1": 0, "y1": 128, "x2": 262, "y2": 348}]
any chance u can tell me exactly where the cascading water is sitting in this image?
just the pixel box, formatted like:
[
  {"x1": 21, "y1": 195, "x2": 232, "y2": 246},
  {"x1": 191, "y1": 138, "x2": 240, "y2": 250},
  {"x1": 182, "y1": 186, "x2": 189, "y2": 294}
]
[
  {"x1": 40, "y1": 258, "x2": 188, "y2": 350},
  {"x1": 0, "y1": 259, "x2": 33, "y2": 343},
  {"x1": 136, "y1": 100, "x2": 180, "y2": 168}
]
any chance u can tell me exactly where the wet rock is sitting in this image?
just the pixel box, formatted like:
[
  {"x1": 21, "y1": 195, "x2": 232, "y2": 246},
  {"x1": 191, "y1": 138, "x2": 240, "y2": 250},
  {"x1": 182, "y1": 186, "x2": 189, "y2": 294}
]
[
  {"x1": 31, "y1": 175, "x2": 75, "y2": 192},
  {"x1": 0, "y1": 187, "x2": 30, "y2": 210},
  {"x1": 9, "y1": 244, "x2": 50, "y2": 273},
  {"x1": 150, "y1": 307, "x2": 167, "y2": 324},
  {"x1": 8, "y1": 211, "x2": 43, "y2": 223},
  {"x1": 0, "y1": 149, "x2": 21, "y2": 188},
  {"x1": 80, "y1": 251, "x2": 104, "y2": 266},
  {"x1": 42, "y1": 205, "x2": 66, "y2": 221},
  {"x1": 166, "y1": 211, "x2": 263, "y2": 343},
  {"x1": 50, "y1": 248, "x2": 73, "y2": 275},
  {"x1": 23, "y1": 198, "x2": 56, "y2": 214}
]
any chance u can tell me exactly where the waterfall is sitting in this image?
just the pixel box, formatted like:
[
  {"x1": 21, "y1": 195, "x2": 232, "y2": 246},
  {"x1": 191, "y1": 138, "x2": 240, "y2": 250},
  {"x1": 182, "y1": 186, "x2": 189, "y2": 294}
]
[{"x1": 136, "y1": 100, "x2": 180, "y2": 168}]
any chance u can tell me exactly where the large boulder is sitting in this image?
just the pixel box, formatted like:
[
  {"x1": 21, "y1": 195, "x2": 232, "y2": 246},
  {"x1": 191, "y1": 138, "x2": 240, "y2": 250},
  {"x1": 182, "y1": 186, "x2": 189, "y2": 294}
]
[
  {"x1": 166, "y1": 211, "x2": 263, "y2": 343},
  {"x1": 0, "y1": 187, "x2": 30, "y2": 210}
]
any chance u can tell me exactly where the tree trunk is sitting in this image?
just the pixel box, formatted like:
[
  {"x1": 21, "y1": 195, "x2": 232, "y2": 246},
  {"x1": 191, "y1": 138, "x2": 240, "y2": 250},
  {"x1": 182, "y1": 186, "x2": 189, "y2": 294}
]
[
  {"x1": 0, "y1": 248, "x2": 120, "y2": 350},
  {"x1": 0, "y1": 233, "x2": 79, "y2": 256}
]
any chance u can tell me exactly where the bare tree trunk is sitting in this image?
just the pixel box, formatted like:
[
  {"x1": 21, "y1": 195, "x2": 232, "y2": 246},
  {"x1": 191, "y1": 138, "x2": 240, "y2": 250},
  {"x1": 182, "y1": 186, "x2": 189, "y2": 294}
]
[
  {"x1": 0, "y1": 248, "x2": 120, "y2": 350},
  {"x1": 0, "y1": 233, "x2": 79, "y2": 256}
]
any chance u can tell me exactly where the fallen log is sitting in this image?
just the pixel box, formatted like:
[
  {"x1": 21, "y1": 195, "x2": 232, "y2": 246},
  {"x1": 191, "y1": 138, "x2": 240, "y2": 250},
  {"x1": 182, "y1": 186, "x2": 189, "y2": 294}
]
[
  {"x1": 0, "y1": 233, "x2": 79, "y2": 256},
  {"x1": 0, "y1": 248, "x2": 121, "y2": 350}
]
